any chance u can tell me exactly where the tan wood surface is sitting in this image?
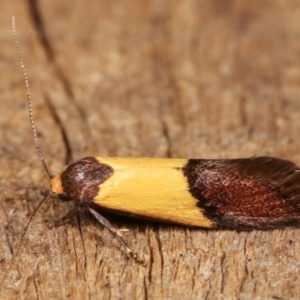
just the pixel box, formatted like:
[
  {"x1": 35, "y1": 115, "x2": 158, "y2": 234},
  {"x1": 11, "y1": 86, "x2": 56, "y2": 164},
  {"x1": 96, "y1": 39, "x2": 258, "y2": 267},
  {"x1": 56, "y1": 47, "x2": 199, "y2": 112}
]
[{"x1": 1, "y1": 1, "x2": 300, "y2": 299}]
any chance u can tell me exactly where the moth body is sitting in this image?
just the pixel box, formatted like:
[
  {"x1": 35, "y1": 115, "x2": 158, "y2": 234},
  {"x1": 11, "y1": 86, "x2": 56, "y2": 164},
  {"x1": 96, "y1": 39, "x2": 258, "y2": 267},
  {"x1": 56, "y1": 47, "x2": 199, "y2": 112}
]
[{"x1": 50, "y1": 156, "x2": 300, "y2": 230}]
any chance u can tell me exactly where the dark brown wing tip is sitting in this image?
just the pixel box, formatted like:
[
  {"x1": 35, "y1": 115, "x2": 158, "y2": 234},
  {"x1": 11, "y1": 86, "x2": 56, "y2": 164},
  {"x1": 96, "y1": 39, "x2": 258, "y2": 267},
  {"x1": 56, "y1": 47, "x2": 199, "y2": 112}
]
[{"x1": 183, "y1": 156, "x2": 300, "y2": 230}]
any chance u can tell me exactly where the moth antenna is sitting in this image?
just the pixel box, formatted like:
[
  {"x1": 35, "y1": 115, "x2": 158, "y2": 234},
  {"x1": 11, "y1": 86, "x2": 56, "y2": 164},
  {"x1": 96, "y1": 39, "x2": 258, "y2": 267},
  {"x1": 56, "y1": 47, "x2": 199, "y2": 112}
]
[
  {"x1": 13, "y1": 193, "x2": 50, "y2": 260},
  {"x1": 12, "y1": 16, "x2": 54, "y2": 179}
]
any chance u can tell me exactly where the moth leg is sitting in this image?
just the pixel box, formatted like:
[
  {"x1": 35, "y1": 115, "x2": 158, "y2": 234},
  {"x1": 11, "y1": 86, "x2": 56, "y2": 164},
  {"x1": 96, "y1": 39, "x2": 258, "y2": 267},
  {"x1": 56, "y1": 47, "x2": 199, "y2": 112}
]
[
  {"x1": 46, "y1": 207, "x2": 78, "y2": 229},
  {"x1": 88, "y1": 207, "x2": 144, "y2": 265}
]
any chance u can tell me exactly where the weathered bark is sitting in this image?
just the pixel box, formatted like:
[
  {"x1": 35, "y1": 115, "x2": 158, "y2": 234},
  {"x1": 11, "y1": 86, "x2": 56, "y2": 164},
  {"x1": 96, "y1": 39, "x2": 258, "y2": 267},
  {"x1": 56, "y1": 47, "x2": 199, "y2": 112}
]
[{"x1": 1, "y1": 1, "x2": 300, "y2": 299}]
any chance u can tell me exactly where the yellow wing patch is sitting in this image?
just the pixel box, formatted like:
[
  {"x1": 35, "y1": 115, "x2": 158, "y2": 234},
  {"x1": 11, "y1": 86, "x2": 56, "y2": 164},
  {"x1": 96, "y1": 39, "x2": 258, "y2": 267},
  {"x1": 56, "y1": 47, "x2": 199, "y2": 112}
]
[{"x1": 93, "y1": 157, "x2": 214, "y2": 228}]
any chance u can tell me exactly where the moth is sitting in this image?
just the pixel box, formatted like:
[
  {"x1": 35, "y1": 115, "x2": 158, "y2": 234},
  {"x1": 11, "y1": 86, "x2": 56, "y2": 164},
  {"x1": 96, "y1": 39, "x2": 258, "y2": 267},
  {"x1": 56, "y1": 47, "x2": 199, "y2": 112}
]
[{"x1": 12, "y1": 17, "x2": 300, "y2": 263}]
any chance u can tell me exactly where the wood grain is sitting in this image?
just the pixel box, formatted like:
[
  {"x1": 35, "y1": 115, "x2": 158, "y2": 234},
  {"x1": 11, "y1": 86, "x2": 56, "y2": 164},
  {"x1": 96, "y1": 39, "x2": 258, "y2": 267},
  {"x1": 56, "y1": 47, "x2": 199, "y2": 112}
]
[{"x1": 1, "y1": 0, "x2": 300, "y2": 299}]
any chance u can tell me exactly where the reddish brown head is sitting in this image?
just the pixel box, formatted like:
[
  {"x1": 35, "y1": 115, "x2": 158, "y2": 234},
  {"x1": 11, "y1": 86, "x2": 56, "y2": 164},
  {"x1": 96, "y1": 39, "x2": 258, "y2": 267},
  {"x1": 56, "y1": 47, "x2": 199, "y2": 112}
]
[{"x1": 50, "y1": 157, "x2": 113, "y2": 203}]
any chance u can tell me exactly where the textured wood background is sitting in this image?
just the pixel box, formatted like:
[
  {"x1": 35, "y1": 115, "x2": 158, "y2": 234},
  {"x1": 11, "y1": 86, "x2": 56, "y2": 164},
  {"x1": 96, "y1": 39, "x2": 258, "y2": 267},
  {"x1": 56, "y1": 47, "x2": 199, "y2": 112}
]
[{"x1": 1, "y1": 1, "x2": 300, "y2": 299}]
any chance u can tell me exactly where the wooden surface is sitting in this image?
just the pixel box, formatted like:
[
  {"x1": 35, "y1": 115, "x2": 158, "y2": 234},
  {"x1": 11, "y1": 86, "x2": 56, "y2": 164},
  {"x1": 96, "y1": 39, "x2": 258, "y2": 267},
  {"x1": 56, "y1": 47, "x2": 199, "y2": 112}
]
[{"x1": 1, "y1": 1, "x2": 300, "y2": 299}]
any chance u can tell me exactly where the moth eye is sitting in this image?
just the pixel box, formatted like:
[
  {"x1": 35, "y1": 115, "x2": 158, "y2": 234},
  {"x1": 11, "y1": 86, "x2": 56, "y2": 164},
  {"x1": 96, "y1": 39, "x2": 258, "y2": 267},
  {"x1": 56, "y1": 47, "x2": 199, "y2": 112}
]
[{"x1": 59, "y1": 194, "x2": 71, "y2": 202}]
